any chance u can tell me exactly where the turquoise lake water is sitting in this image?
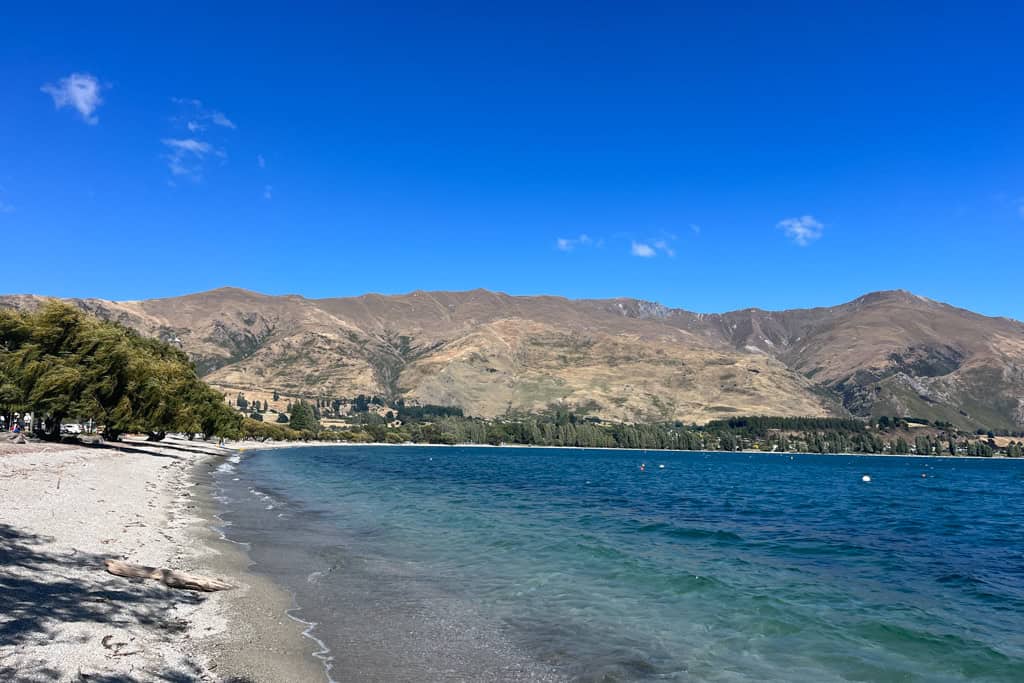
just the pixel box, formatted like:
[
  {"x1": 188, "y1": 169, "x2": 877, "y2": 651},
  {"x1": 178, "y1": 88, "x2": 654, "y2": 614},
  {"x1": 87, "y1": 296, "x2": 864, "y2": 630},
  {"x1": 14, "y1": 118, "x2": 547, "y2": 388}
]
[{"x1": 213, "y1": 446, "x2": 1024, "y2": 682}]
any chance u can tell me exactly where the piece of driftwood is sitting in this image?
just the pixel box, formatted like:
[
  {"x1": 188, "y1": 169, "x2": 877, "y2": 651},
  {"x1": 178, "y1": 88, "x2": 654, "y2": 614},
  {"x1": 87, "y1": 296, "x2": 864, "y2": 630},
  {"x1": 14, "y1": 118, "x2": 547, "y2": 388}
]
[{"x1": 104, "y1": 559, "x2": 232, "y2": 592}]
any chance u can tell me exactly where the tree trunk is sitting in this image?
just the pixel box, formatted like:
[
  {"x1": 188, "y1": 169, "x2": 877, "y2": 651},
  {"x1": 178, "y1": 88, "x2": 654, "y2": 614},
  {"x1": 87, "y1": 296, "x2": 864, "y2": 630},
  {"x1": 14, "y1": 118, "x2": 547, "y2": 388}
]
[
  {"x1": 37, "y1": 414, "x2": 64, "y2": 441},
  {"x1": 104, "y1": 559, "x2": 232, "y2": 592}
]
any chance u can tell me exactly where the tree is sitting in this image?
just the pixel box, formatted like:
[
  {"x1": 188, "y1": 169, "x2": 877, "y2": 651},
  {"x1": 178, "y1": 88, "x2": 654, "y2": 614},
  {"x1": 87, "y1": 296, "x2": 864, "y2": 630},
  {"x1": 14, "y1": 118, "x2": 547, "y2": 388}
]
[
  {"x1": 272, "y1": 389, "x2": 280, "y2": 401},
  {"x1": 288, "y1": 400, "x2": 320, "y2": 434},
  {"x1": 236, "y1": 392, "x2": 248, "y2": 410},
  {"x1": 0, "y1": 302, "x2": 242, "y2": 443}
]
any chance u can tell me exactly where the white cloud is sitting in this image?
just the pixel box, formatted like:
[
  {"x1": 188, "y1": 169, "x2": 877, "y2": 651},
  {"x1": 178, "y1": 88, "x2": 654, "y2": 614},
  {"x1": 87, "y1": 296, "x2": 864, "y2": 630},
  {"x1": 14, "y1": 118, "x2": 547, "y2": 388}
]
[
  {"x1": 257, "y1": 154, "x2": 266, "y2": 169},
  {"x1": 690, "y1": 223, "x2": 701, "y2": 234},
  {"x1": 653, "y1": 239, "x2": 676, "y2": 257},
  {"x1": 556, "y1": 234, "x2": 592, "y2": 251},
  {"x1": 172, "y1": 97, "x2": 236, "y2": 130},
  {"x1": 161, "y1": 138, "x2": 216, "y2": 177},
  {"x1": 163, "y1": 99, "x2": 236, "y2": 179},
  {"x1": 162, "y1": 138, "x2": 212, "y2": 154},
  {"x1": 631, "y1": 241, "x2": 656, "y2": 257},
  {"x1": 630, "y1": 234, "x2": 676, "y2": 258},
  {"x1": 41, "y1": 73, "x2": 104, "y2": 125},
  {"x1": 211, "y1": 111, "x2": 236, "y2": 129},
  {"x1": 777, "y1": 215, "x2": 824, "y2": 246},
  {"x1": 263, "y1": 185, "x2": 273, "y2": 200}
]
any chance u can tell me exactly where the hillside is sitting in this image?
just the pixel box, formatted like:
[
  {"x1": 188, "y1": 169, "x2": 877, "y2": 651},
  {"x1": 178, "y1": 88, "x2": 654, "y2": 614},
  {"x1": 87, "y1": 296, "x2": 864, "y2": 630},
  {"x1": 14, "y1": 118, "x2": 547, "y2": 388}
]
[{"x1": 2, "y1": 288, "x2": 1022, "y2": 429}]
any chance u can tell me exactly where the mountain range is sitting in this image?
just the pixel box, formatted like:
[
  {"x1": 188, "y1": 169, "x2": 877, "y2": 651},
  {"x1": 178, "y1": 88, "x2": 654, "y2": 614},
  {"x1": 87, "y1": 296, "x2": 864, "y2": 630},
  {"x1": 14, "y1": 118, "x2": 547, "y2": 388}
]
[{"x1": 3, "y1": 288, "x2": 1022, "y2": 430}]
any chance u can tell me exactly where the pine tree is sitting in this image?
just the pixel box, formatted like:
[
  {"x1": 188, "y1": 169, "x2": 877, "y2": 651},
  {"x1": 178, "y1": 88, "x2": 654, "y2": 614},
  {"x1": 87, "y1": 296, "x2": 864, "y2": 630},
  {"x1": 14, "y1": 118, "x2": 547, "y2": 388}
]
[{"x1": 289, "y1": 400, "x2": 320, "y2": 433}]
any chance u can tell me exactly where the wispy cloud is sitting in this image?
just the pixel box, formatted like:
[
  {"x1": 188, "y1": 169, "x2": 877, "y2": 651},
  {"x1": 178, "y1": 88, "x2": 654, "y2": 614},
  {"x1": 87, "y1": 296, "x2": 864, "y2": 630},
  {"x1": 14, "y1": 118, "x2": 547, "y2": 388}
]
[
  {"x1": 257, "y1": 154, "x2": 266, "y2": 169},
  {"x1": 631, "y1": 241, "x2": 656, "y2": 257},
  {"x1": 172, "y1": 97, "x2": 236, "y2": 132},
  {"x1": 690, "y1": 223, "x2": 701, "y2": 235},
  {"x1": 210, "y1": 111, "x2": 236, "y2": 129},
  {"x1": 0, "y1": 201, "x2": 13, "y2": 214},
  {"x1": 631, "y1": 233, "x2": 677, "y2": 258},
  {"x1": 777, "y1": 215, "x2": 824, "y2": 246},
  {"x1": 41, "y1": 73, "x2": 104, "y2": 125},
  {"x1": 263, "y1": 185, "x2": 273, "y2": 200},
  {"x1": 556, "y1": 234, "x2": 593, "y2": 251},
  {"x1": 162, "y1": 138, "x2": 218, "y2": 178},
  {"x1": 652, "y1": 239, "x2": 676, "y2": 257},
  {"x1": 163, "y1": 98, "x2": 235, "y2": 180}
]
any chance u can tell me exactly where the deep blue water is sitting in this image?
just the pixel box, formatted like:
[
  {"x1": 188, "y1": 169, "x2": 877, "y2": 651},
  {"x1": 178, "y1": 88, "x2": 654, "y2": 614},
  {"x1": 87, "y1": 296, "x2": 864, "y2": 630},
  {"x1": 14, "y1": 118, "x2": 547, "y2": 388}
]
[{"x1": 213, "y1": 446, "x2": 1024, "y2": 682}]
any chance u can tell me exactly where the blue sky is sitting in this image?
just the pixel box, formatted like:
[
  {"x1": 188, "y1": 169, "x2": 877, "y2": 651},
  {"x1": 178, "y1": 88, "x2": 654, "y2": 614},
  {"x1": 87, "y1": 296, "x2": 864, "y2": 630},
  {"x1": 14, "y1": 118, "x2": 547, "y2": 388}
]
[{"x1": 2, "y1": 2, "x2": 1022, "y2": 318}]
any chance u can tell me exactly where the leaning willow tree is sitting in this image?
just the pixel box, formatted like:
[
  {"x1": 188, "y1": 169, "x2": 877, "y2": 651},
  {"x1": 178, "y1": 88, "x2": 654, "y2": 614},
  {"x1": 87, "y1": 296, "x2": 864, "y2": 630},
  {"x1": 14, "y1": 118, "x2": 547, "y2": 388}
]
[{"x1": 0, "y1": 301, "x2": 241, "y2": 441}]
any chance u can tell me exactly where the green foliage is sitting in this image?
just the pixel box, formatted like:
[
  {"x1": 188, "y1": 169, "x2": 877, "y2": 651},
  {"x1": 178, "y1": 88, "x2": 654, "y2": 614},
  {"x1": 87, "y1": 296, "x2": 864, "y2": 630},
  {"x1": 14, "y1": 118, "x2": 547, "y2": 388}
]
[
  {"x1": 241, "y1": 417, "x2": 303, "y2": 442},
  {"x1": 398, "y1": 403, "x2": 464, "y2": 420},
  {"x1": 288, "y1": 400, "x2": 320, "y2": 433},
  {"x1": 0, "y1": 301, "x2": 241, "y2": 441}
]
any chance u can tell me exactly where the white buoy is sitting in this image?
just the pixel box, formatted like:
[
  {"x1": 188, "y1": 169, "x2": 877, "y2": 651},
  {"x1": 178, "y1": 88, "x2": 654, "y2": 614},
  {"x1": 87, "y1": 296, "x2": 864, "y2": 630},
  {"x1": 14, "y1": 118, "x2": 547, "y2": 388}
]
[
  {"x1": 861, "y1": 475, "x2": 871, "y2": 483},
  {"x1": 659, "y1": 464, "x2": 665, "y2": 469}
]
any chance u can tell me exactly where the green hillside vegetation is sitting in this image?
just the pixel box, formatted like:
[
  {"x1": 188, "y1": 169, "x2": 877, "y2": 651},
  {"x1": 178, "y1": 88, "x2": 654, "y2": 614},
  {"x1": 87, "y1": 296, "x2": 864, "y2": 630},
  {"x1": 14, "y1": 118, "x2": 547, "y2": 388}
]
[{"x1": 0, "y1": 302, "x2": 241, "y2": 441}]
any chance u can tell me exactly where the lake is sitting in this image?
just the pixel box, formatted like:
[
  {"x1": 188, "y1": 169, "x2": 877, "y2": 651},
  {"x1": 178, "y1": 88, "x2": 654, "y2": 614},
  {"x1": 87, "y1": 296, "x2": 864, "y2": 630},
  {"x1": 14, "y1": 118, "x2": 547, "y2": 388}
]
[{"x1": 212, "y1": 446, "x2": 1024, "y2": 682}]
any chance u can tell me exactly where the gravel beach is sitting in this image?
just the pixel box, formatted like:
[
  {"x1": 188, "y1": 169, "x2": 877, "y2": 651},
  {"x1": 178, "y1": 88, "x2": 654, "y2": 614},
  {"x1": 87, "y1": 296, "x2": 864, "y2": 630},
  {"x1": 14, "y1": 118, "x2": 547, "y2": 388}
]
[{"x1": 0, "y1": 436, "x2": 326, "y2": 682}]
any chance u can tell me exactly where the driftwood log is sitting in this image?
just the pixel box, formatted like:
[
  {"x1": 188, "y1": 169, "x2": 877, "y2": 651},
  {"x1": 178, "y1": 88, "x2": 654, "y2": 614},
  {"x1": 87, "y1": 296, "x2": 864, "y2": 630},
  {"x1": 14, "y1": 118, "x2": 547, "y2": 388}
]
[{"x1": 104, "y1": 559, "x2": 232, "y2": 592}]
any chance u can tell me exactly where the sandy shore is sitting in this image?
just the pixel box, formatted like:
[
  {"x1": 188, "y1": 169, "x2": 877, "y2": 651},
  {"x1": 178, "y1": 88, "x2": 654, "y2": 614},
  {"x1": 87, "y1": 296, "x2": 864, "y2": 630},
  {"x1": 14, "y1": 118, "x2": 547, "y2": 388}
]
[{"x1": 0, "y1": 436, "x2": 325, "y2": 682}]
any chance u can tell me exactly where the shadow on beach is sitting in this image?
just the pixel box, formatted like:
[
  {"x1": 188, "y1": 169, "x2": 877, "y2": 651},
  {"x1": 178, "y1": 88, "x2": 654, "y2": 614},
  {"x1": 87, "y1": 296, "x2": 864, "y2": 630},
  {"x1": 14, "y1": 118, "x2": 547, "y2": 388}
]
[{"x1": 0, "y1": 522, "x2": 250, "y2": 683}]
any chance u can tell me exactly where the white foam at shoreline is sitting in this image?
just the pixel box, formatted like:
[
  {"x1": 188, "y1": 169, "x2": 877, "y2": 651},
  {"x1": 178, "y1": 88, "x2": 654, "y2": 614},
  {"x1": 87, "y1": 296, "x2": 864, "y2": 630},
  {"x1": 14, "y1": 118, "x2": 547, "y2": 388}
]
[{"x1": 286, "y1": 607, "x2": 337, "y2": 683}]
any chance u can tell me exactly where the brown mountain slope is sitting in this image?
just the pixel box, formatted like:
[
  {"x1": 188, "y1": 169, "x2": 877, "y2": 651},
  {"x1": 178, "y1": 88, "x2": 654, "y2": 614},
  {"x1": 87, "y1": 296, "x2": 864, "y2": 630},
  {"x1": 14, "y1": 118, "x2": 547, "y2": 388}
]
[{"x1": 2, "y1": 288, "x2": 1021, "y2": 429}]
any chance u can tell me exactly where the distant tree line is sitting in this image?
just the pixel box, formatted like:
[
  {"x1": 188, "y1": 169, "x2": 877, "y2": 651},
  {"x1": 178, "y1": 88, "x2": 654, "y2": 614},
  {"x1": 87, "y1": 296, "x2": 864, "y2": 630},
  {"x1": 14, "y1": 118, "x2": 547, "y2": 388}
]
[{"x1": 301, "y1": 405, "x2": 1021, "y2": 457}]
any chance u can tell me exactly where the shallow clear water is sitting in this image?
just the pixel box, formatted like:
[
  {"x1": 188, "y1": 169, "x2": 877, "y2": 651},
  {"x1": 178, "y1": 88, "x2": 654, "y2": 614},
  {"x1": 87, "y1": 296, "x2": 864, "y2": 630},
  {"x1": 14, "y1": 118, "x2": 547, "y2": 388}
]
[{"x1": 213, "y1": 446, "x2": 1024, "y2": 682}]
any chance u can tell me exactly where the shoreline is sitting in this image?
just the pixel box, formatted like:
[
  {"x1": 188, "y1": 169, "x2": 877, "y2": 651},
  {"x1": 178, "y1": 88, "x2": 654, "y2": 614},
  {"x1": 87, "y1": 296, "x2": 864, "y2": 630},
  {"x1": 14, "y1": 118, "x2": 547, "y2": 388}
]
[
  {"x1": 188, "y1": 450, "x2": 328, "y2": 682},
  {"x1": 248, "y1": 439, "x2": 1023, "y2": 460},
  {"x1": 0, "y1": 436, "x2": 324, "y2": 682}
]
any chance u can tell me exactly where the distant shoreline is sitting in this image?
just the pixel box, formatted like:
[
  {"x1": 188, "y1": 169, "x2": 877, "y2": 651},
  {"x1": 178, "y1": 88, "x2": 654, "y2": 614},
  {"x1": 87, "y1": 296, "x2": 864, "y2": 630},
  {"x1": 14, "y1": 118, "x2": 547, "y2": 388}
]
[{"x1": 237, "y1": 439, "x2": 1021, "y2": 461}]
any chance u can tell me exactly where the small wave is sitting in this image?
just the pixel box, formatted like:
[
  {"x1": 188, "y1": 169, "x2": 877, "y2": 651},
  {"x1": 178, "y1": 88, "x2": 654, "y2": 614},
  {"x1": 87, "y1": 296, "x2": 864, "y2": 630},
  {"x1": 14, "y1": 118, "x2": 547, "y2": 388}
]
[
  {"x1": 633, "y1": 521, "x2": 742, "y2": 542},
  {"x1": 286, "y1": 608, "x2": 336, "y2": 683},
  {"x1": 666, "y1": 527, "x2": 742, "y2": 542}
]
